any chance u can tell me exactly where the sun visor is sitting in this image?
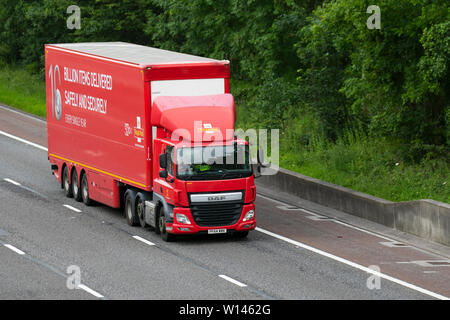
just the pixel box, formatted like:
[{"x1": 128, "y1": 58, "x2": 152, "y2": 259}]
[{"x1": 151, "y1": 94, "x2": 235, "y2": 142}]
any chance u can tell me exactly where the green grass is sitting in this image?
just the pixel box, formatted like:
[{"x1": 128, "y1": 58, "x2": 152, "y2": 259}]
[
  {"x1": 0, "y1": 64, "x2": 46, "y2": 117},
  {"x1": 279, "y1": 134, "x2": 449, "y2": 203},
  {"x1": 1, "y1": 65, "x2": 448, "y2": 203}
]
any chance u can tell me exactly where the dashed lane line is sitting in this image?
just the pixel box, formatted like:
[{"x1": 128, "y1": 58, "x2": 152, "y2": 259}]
[
  {"x1": 218, "y1": 275, "x2": 247, "y2": 288},
  {"x1": 63, "y1": 204, "x2": 82, "y2": 213},
  {"x1": 256, "y1": 227, "x2": 449, "y2": 300},
  {"x1": 0, "y1": 130, "x2": 48, "y2": 152},
  {"x1": 4, "y1": 244, "x2": 25, "y2": 255},
  {"x1": 132, "y1": 235, "x2": 156, "y2": 246}
]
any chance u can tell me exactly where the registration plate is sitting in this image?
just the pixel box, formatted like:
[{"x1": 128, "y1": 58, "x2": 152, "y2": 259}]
[{"x1": 208, "y1": 229, "x2": 227, "y2": 234}]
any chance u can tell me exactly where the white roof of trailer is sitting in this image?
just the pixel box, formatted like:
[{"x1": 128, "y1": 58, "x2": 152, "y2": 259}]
[{"x1": 48, "y1": 42, "x2": 221, "y2": 65}]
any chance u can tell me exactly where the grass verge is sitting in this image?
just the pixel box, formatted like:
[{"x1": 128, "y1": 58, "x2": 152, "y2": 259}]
[
  {"x1": 279, "y1": 135, "x2": 449, "y2": 203},
  {"x1": 0, "y1": 64, "x2": 46, "y2": 117}
]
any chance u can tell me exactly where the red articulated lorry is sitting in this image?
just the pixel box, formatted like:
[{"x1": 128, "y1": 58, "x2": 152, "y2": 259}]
[{"x1": 45, "y1": 42, "x2": 259, "y2": 241}]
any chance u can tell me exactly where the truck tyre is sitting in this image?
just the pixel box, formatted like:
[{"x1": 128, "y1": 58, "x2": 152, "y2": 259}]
[
  {"x1": 158, "y1": 208, "x2": 175, "y2": 242},
  {"x1": 71, "y1": 169, "x2": 82, "y2": 202},
  {"x1": 136, "y1": 192, "x2": 150, "y2": 228},
  {"x1": 124, "y1": 189, "x2": 139, "y2": 226},
  {"x1": 81, "y1": 173, "x2": 93, "y2": 206},
  {"x1": 154, "y1": 204, "x2": 162, "y2": 235},
  {"x1": 63, "y1": 166, "x2": 73, "y2": 198}
]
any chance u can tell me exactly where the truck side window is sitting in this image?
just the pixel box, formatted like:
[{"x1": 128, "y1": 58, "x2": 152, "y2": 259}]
[{"x1": 166, "y1": 146, "x2": 174, "y2": 176}]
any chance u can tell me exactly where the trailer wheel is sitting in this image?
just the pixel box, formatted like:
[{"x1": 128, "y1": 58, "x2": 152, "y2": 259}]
[
  {"x1": 158, "y1": 208, "x2": 175, "y2": 242},
  {"x1": 71, "y1": 169, "x2": 82, "y2": 202},
  {"x1": 80, "y1": 173, "x2": 93, "y2": 206},
  {"x1": 124, "y1": 189, "x2": 139, "y2": 226},
  {"x1": 63, "y1": 166, "x2": 73, "y2": 198}
]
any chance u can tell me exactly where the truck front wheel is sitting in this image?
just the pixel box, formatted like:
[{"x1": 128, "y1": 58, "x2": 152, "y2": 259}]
[{"x1": 158, "y1": 208, "x2": 175, "y2": 242}]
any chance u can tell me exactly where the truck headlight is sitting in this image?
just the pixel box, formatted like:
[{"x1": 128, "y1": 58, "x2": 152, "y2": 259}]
[
  {"x1": 176, "y1": 213, "x2": 191, "y2": 225},
  {"x1": 243, "y1": 209, "x2": 255, "y2": 221}
]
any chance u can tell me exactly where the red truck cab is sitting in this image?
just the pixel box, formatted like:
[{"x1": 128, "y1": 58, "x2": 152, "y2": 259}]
[
  {"x1": 147, "y1": 94, "x2": 256, "y2": 241},
  {"x1": 152, "y1": 138, "x2": 256, "y2": 241}
]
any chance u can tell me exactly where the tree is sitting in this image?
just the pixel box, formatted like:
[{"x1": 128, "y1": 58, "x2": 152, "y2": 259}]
[{"x1": 296, "y1": 0, "x2": 449, "y2": 159}]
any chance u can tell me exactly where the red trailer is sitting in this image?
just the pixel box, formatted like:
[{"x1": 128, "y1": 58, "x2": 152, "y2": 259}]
[{"x1": 45, "y1": 42, "x2": 258, "y2": 241}]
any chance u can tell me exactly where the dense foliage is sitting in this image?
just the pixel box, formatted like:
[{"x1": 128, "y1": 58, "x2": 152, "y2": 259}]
[{"x1": 0, "y1": 0, "x2": 448, "y2": 164}]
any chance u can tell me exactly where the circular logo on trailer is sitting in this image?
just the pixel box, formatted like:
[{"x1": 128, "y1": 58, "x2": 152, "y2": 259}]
[
  {"x1": 54, "y1": 89, "x2": 62, "y2": 121},
  {"x1": 49, "y1": 64, "x2": 63, "y2": 121}
]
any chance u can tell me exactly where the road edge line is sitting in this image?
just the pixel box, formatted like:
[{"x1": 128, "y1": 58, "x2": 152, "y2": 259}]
[
  {"x1": 0, "y1": 130, "x2": 48, "y2": 151},
  {"x1": 256, "y1": 227, "x2": 449, "y2": 300}
]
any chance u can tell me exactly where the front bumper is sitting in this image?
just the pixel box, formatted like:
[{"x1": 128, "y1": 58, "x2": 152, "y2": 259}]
[{"x1": 167, "y1": 203, "x2": 256, "y2": 235}]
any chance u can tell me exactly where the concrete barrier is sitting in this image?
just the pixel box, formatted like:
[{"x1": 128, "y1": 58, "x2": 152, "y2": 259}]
[{"x1": 256, "y1": 166, "x2": 450, "y2": 246}]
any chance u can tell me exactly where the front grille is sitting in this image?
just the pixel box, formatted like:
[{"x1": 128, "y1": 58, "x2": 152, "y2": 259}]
[{"x1": 190, "y1": 201, "x2": 243, "y2": 227}]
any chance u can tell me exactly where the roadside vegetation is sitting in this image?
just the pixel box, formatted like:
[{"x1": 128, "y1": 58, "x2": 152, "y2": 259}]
[
  {"x1": 0, "y1": 63, "x2": 46, "y2": 117},
  {"x1": 0, "y1": 0, "x2": 448, "y2": 203}
]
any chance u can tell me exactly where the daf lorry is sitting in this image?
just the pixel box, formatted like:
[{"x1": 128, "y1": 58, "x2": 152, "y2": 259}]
[{"x1": 45, "y1": 42, "x2": 258, "y2": 241}]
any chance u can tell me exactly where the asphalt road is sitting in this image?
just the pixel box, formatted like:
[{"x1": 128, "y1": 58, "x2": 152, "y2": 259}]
[{"x1": 1, "y1": 105, "x2": 449, "y2": 300}]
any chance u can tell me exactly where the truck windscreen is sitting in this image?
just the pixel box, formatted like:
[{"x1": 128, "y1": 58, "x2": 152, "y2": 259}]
[{"x1": 176, "y1": 144, "x2": 252, "y2": 180}]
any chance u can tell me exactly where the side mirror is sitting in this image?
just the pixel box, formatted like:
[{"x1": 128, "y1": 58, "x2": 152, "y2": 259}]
[
  {"x1": 253, "y1": 163, "x2": 262, "y2": 179},
  {"x1": 159, "y1": 170, "x2": 168, "y2": 179},
  {"x1": 159, "y1": 153, "x2": 167, "y2": 169}
]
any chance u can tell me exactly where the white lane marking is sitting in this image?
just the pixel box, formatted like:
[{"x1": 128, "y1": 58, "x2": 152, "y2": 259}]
[
  {"x1": 4, "y1": 178, "x2": 21, "y2": 186},
  {"x1": 63, "y1": 204, "x2": 82, "y2": 213},
  {"x1": 4, "y1": 244, "x2": 25, "y2": 255},
  {"x1": 397, "y1": 260, "x2": 450, "y2": 267},
  {"x1": 132, "y1": 235, "x2": 155, "y2": 246},
  {"x1": 379, "y1": 241, "x2": 411, "y2": 248},
  {"x1": 259, "y1": 193, "x2": 323, "y2": 218},
  {"x1": 77, "y1": 284, "x2": 104, "y2": 298},
  {"x1": 5, "y1": 243, "x2": 103, "y2": 299},
  {"x1": 0, "y1": 104, "x2": 46, "y2": 123},
  {"x1": 306, "y1": 215, "x2": 334, "y2": 221},
  {"x1": 276, "y1": 204, "x2": 325, "y2": 218},
  {"x1": 257, "y1": 194, "x2": 395, "y2": 241},
  {"x1": 0, "y1": 130, "x2": 48, "y2": 151},
  {"x1": 275, "y1": 205, "x2": 300, "y2": 210},
  {"x1": 333, "y1": 220, "x2": 395, "y2": 242},
  {"x1": 257, "y1": 193, "x2": 287, "y2": 206},
  {"x1": 218, "y1": 275, "x2": 247, "y2": 287},
  {"x1": 255, "y1": 227, "x2": 449, "y2": 300},
  {"x1": 293, "y1": 207, "x2": 323, "y2": 216}
]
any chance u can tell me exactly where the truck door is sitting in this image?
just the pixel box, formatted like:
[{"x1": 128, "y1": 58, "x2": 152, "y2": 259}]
[{"x1": 156, "y1": 145, "x2": 176, "y2": 205}]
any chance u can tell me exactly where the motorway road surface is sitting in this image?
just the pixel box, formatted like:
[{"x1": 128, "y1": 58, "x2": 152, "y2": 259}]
[{"x1": 1, "y1": 104, "x2": 449, "y2": 300}]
